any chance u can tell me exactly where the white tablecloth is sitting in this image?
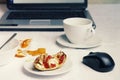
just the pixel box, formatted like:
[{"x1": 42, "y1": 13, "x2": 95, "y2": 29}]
[{"x1": 0, "y1": 4, "x2": 120, "y2": 80}]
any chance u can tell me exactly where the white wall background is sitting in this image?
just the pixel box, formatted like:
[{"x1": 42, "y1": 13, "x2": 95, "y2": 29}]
[{"x1": 89, "y1": 0, "x2": 120, "y2": 4}]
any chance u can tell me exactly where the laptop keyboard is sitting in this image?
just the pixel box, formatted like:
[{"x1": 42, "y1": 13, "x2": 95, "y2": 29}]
[{"x1": 7, "y1": 11, "x2": 86, "y2": 19}]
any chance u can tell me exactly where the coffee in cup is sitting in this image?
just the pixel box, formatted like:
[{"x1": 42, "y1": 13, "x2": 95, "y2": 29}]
[{"x1": 63, "y1": 17, "x2": 95, "y2": 44}]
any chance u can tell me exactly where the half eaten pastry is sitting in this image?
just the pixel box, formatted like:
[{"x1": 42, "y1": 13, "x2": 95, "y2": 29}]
[{"x1": 34, "y1": 51, "x2": 67, "y2": 71}]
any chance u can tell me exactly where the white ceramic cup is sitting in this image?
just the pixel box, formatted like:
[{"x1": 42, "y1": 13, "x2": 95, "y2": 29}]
[{"x1": 63, "y1": 17, "x2": 95, "y2": 44}]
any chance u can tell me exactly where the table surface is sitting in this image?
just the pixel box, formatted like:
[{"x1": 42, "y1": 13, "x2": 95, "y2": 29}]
[{"x1": 0, "y1": 4, "x2": 120, "y2": 80}]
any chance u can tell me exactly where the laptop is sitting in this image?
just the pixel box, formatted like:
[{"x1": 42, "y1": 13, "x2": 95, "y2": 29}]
[{"x1": 0, "y1": 0, "x2": 96, "y2": 31}]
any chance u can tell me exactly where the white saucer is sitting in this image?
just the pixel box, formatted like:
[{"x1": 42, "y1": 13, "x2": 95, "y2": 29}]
[
  {"x1": 56, "y1": 34, "x2": 102, "y2": 49},
  {"x1": 23, "y1": 58, "x2": 72, "y2": 76}
]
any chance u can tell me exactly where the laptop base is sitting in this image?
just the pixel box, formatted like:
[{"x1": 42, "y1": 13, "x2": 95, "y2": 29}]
[{"x1": 0, "y1": 10, "x2": 96, "y2": 31}]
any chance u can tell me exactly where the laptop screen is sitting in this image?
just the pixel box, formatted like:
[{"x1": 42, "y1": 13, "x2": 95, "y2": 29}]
[
  {"x1": 11, "y1": 0, "x2": 84, "y2": 3},
  {"x1": 7, "y1": 0, "x2": 87, "y2": 10}
]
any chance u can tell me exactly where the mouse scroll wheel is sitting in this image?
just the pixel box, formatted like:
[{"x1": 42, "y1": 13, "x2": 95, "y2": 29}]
[
  {"x1": 89, "y1": 52, "x2": 98, "y2": 55},
  {"x1": 89, "y1": 52, "x2": 94, "y2": 54},
  {"x1": 89, "y1": 52, "x2": 97, "y2": 56}
]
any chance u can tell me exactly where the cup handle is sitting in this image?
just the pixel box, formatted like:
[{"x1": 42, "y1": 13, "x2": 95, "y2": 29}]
[
  {"x1": 85, "y1": 27, "x2": 95, "y2": 41},
  {"x1": 91, "y1": 27, "x2": 95, "y2": 35}
]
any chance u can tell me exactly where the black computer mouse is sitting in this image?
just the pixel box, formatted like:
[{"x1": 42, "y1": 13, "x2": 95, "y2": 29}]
[{"x1": 82, "y1": 52, "x2": 115, "y2": 72}]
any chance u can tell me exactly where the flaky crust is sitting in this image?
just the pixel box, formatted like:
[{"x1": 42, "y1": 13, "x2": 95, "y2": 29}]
[{"x1": 33, "y1": 51, "x2": 67, "y2": 71}]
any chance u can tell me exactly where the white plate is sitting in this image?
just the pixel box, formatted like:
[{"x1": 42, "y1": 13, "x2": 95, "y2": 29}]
[
  {"x1": 0, "y1": 39, "x2": 19, "y2": 66},
  {"x1": 0, "y1": 33, "x2": 16, "y2": 47},
  {"x1": 23, "y1": 58, "x2": 72, "y2": 76},
  {"x1": 56, "y1": 34, "x2": 102, "y2": 49}
]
